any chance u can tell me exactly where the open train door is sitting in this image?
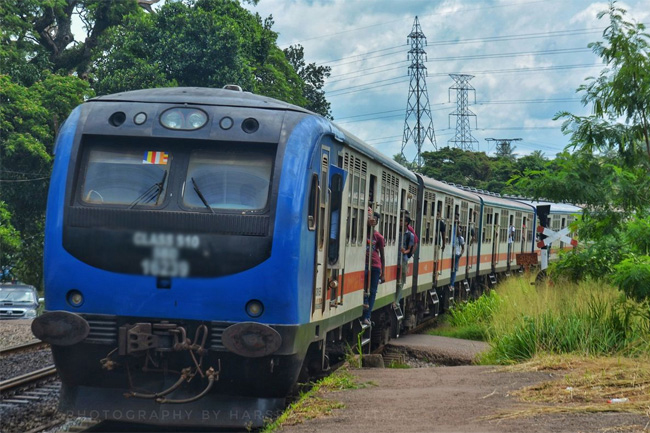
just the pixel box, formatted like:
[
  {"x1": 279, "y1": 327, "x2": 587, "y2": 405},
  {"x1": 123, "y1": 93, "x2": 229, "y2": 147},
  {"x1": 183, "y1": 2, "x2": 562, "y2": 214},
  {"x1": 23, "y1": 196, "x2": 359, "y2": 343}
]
[{"x1": 311, "y1": 141, "x2": 348, "y2": 321}]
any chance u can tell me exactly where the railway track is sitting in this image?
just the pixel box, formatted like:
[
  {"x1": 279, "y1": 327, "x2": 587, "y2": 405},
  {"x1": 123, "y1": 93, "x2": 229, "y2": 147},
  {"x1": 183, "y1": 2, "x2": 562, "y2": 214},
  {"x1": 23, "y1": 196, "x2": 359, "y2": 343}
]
[
  {"x1": 0, "y1": 340, "x2": 49, "y2": 357},
  {"x1": 0, "y1": 365, "x2": 58, "y2": 393}
]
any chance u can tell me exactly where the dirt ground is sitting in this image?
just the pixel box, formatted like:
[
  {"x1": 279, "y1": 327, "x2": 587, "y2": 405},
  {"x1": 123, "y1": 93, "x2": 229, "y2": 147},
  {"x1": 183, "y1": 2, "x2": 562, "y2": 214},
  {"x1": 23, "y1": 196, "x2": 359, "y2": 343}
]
[{"x1": 278, "y1": 336, "x2": 650, "y2": 433}]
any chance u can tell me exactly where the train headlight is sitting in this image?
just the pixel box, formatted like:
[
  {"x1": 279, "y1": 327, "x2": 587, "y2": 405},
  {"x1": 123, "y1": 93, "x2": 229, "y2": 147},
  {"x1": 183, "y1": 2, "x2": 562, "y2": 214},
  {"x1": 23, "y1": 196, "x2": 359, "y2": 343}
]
[
  {"x1": 187, "y1": 111, "x2": 208, "y2": 129},
  {"x1": 245, "y1": 299, "x2": 264, "y2": 318},
  {"x1": 160, "y1": 108, "x2": 208, "y2": 130},
  {"x1": 221, "y1": 322, "x2": 282, "y2": 358},
  {"x1": 66, "y1": 290, "x2": 84, "y2": 307}
]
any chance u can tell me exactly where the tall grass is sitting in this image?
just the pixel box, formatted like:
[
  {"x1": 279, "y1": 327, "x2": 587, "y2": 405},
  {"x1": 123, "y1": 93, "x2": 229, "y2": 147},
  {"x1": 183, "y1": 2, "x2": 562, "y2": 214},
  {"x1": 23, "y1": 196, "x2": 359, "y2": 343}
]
[{"x1": 447, "y1": 277, "x2": 650, "y2": 364}]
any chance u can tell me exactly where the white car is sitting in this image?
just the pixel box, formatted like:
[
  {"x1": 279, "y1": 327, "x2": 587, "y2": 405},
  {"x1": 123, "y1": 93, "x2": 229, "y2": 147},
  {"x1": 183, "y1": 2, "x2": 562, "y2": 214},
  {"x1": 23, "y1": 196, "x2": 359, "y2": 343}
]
[{"x1": 0, "y1": 283, "x2": 40, "y2": 319}]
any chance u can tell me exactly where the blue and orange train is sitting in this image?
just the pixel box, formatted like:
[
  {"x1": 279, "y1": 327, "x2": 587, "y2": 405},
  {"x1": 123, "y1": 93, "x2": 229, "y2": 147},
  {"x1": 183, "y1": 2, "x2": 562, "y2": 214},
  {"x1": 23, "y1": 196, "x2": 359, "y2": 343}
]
[{"x1": 32, "y1": 87, "x2": 580, "y2": 428}]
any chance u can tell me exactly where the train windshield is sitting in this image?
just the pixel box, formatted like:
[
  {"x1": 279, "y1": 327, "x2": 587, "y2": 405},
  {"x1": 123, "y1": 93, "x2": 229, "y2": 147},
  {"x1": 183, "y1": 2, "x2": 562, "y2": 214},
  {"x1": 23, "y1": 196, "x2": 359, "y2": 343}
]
[
  {"x1": 81, "y1": 145, "x2": 171, "y2": 207},
  {"x1": 183, "y1": 148, "x2": 273, "y2": 210}
]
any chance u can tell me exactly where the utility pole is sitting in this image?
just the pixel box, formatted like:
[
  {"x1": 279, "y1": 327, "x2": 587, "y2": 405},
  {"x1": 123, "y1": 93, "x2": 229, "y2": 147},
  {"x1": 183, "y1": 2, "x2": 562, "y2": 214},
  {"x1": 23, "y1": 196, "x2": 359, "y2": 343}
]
[
  {"x1": 448, "y1": 74, "x2": 478, "y2": 151},
  {"x1": 401, "y1": 16, "x2": 436, "y2": 168},
  {"x1": 485, "y1": 138, "x2": 522, "y2": 158}
]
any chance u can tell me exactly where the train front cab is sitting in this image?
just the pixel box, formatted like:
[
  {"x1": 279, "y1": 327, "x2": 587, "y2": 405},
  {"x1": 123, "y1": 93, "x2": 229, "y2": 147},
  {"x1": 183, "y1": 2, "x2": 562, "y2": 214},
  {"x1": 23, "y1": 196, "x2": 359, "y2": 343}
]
[{"x1": 34, "y1": 89, "x2": 355, "y2": 428}]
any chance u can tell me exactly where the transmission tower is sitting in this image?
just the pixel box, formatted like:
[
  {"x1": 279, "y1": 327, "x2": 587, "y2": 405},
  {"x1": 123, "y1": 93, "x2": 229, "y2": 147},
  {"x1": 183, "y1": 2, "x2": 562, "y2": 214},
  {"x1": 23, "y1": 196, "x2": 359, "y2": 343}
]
[
  {"x1": 401, "y1": 16, "x2": 436, "y2": 168},
  {"x1": 448, "y1": 74, "x2": 478, "y2": 151},
  {"x1": 485, "y1": 138, "x2": 522, "y2": 158}
]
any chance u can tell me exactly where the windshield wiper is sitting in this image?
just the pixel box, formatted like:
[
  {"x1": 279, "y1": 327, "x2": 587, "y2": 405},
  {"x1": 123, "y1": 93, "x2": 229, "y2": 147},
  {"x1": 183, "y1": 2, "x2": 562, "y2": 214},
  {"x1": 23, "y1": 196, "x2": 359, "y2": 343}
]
[
  {"x1": 129, "y1": 171, "x2": 168, "y2": 209},
  {"x1": 191, "y1": 177, "x2": 215, "y2": 214}
]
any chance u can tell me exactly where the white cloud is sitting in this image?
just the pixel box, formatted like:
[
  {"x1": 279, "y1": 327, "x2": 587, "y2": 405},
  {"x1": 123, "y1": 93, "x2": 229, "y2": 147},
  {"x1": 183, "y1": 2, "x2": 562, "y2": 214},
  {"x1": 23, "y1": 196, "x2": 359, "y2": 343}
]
[{"x1": 245, "y1": 0, "x2": 647, "y2": 159}]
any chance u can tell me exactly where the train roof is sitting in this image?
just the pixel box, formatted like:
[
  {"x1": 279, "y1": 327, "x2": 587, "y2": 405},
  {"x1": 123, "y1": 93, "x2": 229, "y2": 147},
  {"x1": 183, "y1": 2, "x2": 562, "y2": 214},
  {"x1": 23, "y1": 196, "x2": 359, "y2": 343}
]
[
  {"x1": 332, "y1": 124, "x2": 418, "y2": 181},
  {"x1": 417, "y1": 175, "x2": 479, "y2": 201},
  {"x1": 91, "y1": 87, "x2": 417, "y2": 181},
  {"x1": 90, "y1": 87, "x2": 313, "y2": 113},
  {"x1": 515, "y1": 199, "x2": 583, "y2": 214}
]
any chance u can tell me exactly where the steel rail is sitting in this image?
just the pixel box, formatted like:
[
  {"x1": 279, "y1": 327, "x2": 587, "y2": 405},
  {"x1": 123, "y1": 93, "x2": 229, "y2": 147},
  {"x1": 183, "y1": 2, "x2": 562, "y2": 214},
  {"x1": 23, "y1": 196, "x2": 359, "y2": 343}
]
[
  {"x1": 0, "y1": 340, "x2": 48, "y2": 356},
  {"x1": 0, "y1": 365, "x2": 57, "y2": 392}
]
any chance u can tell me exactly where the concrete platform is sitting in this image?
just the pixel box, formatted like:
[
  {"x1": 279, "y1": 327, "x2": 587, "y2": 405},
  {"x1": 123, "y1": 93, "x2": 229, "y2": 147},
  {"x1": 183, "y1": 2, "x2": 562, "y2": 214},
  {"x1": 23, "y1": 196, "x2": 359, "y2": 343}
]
[{"x1": 386, "y1": 334, "x2": 490, "y2": 365}]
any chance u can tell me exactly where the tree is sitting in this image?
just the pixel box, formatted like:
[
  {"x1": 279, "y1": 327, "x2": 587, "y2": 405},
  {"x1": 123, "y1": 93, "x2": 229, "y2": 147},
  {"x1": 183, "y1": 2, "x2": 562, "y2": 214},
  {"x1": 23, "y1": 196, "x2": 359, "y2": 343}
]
[
  {"x1": 92, "y1": 0, "x2": 319, "y2": 112},
  {"x1": 518, "y1": 2, "x2": 650, "y2": 299},
  {"x1": 0, "y1": 0, "x2": 142, "y2": 78},
  {"x1": 284, "y1": 45, "x2": 332, "y2": 118},
  {"x1": 556, "y1": 1, "x2": 650, "y2": 162},
  {"x1": 0, "y1": 201, "x2": 21, "y2": 282},
  {"x1": 0, "y1": 73, "x2": 91, "y2": 287}
]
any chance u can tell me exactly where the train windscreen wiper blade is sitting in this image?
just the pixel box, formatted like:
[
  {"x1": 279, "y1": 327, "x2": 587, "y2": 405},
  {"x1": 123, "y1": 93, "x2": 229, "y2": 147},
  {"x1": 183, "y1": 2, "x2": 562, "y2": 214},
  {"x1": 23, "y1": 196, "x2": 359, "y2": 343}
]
[
  {"x1": 129, "y1": 171, "x2": 168, "y2": 209},
  {"x1": 191, "y1": 177, "x2": 215, "y2": 214}
]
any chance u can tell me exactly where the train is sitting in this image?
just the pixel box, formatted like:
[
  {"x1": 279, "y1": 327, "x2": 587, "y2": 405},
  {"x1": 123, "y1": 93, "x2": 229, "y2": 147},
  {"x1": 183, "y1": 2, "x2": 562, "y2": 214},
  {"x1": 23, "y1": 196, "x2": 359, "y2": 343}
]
[{"x1": 31, "y1": 86, "x2": 580, "y2": 428}]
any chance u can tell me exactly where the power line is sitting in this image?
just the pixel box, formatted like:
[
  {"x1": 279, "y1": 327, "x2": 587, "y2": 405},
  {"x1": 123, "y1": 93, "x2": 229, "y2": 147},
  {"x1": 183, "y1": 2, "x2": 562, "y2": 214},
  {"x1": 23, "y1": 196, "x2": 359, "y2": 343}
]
[
  {"x1": 280, "y1": 0, "x2": 565, "y2": 46},
  {"x1": 326, "y1": 63, "x2": 599, "y2": 97},
  {"x1": 334, "y1": 97, "x2": 580, "y2": 123},
  {"x1": 325, "y1": 47, "x2": 592, "y2": 84},
  {"x1": 317, "y1": 27, "x2": 604, "y2": 66}
]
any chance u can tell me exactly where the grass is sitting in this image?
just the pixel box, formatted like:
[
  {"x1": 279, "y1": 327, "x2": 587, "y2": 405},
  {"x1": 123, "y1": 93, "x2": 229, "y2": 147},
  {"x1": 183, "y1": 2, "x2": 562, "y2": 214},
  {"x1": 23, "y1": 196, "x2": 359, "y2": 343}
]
[
  {"x1": 434, "y1": 276, "x2": 650, "y2": 421},
  {"x1": 488, "y1": 354, "x2": 650, "y2": 420},
  {"x1": 260, "y1": 369, "x2": 362, "y2": 433},
  {"x1": 432, "y1": 277, "x2": 650, "y2": 364},
  {"x1": 428, "y1": 289, "x2": 499, "y2": 341}
]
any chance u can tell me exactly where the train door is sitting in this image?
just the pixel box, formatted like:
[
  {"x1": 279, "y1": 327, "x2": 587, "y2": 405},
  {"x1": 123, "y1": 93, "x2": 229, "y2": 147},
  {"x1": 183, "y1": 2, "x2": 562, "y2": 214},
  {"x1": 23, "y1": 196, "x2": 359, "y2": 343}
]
[
  {"x1": 312, "y1": 147, "x2": 331, "y2": 318},
  {"x1": 507, "y1": 213, "x2": 515, "y2": 270},
  {"x1": 396, "y1": 189, "x2": 407, "y2": 302},
  {"x1": 522, "y1": 215, "x2": 528, "y2": 253},
  {"x1": 433, "y1": 199, "x2": 445, "y2": 285},
  {"x1": 311, "y1": 142, "x2": 347, "y2": 319},
  {"x1": 492, "y1": 210, "x2": 500, "y2": 272}
]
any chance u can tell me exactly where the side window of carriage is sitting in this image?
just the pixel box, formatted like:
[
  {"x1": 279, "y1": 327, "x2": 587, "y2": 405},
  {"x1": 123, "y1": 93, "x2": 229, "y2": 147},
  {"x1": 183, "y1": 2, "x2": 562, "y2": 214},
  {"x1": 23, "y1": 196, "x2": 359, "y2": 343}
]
[{"x1": 308, "y1": 173, "x2": 319, "y2": 231}]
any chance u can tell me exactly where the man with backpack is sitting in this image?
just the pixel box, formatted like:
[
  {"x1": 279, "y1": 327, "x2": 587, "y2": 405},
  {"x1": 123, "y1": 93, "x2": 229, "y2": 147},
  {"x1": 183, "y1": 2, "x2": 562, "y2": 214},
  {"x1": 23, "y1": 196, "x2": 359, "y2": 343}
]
[
  {"x1": 404, "y1": 210, "x2": 419, "y2": 255},
  {"x1": 396, "y1": 215, "x2": 415, "y2": 305}
]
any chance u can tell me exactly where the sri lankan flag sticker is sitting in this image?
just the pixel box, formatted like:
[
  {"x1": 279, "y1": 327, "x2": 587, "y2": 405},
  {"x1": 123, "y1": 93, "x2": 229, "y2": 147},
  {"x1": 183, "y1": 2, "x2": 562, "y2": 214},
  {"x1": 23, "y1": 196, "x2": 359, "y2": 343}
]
[{"x1": 143, "y1": 151, "x2": 169, "y2": 165}]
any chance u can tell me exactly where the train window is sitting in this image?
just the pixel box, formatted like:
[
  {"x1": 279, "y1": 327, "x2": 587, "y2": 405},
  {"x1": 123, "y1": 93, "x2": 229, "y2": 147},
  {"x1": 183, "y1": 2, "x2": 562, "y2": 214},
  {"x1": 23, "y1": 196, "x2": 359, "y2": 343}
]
[
  {"x1": 81, "y1": 146, "x2": 171, "y2": 207},
  {"x1": 183, "y1": 149, "x2": 272, "y2": 210},
  {"x1": 328, "y1": 173, "x2": 344, "y2": 265},
  {"x1": 308, "y1": 174, "x2": 318, "y2": 231}
]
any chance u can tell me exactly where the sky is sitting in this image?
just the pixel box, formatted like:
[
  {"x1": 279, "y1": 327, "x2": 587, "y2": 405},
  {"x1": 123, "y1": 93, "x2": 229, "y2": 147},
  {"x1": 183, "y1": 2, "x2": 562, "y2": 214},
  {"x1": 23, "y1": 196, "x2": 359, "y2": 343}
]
[{"x1": 242, "y1": 0, "x2": 650, "y2": 162}]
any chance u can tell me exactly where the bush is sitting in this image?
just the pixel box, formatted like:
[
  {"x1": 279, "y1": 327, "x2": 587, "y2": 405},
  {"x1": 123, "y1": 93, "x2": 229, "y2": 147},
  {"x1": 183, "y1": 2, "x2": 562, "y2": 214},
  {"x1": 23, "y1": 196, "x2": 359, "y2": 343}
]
[{"x1": 612, "y1": 255, "x2": 650, "y2": 302}]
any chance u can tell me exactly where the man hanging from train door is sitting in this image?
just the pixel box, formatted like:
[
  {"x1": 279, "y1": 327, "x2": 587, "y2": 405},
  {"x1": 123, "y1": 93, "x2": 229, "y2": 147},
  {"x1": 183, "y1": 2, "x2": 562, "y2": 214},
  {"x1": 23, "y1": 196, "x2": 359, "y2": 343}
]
[
  {"x1": 434, "y1": 208, "x2": 446, "y2": 277},
  {"x1": 362, "y1": 208, "x2": 385, "y2": 326},
  {"x1": 449, "y1": 213, "x2": 465, "y2": 288},
  {"x1": 396, "y1": 214, "x2": 414, "y2": 307}
]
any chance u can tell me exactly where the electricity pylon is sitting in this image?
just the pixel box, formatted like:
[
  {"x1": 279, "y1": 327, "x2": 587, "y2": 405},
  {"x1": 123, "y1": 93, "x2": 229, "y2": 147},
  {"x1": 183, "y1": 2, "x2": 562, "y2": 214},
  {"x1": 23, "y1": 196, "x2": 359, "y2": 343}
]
[
  {"x1": 401, "y1": 16, "x2": 436, "y2": 168},
  {"x1": 485, "y1": 138, "x2": 522, "y2": 158},
  {"x1": 448, "y1": 74, "x2": 478, "y2": 151}
]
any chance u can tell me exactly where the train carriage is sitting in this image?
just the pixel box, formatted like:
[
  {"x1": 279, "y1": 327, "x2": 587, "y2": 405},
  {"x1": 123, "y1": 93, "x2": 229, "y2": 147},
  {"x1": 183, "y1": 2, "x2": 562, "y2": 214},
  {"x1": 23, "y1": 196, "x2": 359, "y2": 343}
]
[{"x1": 414, "y1": 177, "x2": 480, "y2": 308}]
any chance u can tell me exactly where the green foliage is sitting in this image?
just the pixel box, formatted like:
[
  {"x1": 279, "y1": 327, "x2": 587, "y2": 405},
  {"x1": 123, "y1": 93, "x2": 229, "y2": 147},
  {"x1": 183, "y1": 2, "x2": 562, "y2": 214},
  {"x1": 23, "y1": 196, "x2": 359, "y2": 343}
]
[
  {"x1": 284, "y1": 45, "x2": 332, "y2": 118},
  {"x1": 512, "y1": 3, "x2": 650, "y2": 301},
  {"x1": 612, "y1": 256, "x2": 650, "y2": 302},
  {"x1": 448, "y1": 290, "x2": 501, "y2": 328},
  {"x1": 0, "y1": 72, "x2": 90, "y2": 287},
  {"x1": 478, "y1": 278, "x2": 650, "y2": 364},
  {"x1": 412, "y1": 146, "x2": 550, "y2": 196},
  {"x1": 91, "y1": 0, "x2": 325, "y2": 114},
  {"x1": 0, "y1": 202, "x2": 21, "y2": 280},
  {"x1": 1, "y1": 0, "x2": 326, "y2": 287},
  {"x1": 428, "y1": 291, "x2": 500, "y2": 341},
  {"x1": 550, "y1": 235, "x2": 627, "y2": 282}
]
